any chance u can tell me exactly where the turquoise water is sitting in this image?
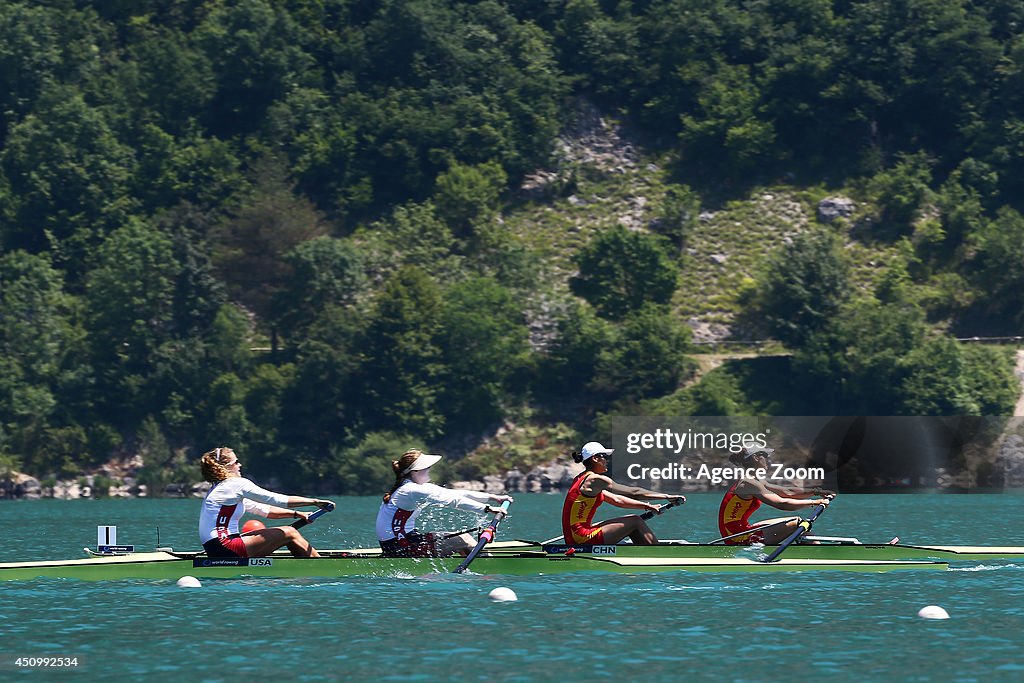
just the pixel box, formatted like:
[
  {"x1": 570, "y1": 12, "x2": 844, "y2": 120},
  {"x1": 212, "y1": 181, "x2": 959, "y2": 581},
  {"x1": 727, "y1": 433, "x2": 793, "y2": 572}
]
[{"x1": 2, "y1": 493, "x2": 1023, "y2": 681}]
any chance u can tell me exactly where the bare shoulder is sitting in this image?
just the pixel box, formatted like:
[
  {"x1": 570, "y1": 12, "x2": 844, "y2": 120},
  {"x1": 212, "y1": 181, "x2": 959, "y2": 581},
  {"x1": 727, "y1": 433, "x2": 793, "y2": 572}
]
[
  {"x1": 734, "y1": 478, "x2": 766, "y2": 497},
  {"x1": 581, "y1": 472, "x2": 613, "y2": 493}
]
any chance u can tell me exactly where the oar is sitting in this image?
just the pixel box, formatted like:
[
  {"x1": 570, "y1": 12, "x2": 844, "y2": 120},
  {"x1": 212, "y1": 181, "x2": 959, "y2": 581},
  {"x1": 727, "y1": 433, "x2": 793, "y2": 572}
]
[
  {"x1": 706, "y1": 519, "x2": 795, "y2": 545},
  {"x1": 760, "y1": 500, "x2": 830, "y2": 563},
  {"x1": 642, "y1": 498, "x2": 685, "y2": 520},
  {"x1": 454, "y1": 501, "x2": 511, "y2": 574},
  {"x1": 540, "y1": 499, "x2": 685, "y2": 545},
  {"x1": 292, "y1": 502, "x2": 335, "y2": 529},
  {"x1": 437, "y1": 526, "x2": 484, "y2": 540}
]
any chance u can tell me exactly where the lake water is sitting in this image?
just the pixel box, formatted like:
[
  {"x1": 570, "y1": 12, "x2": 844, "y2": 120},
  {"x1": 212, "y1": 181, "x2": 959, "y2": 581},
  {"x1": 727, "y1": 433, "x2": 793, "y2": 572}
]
[{"x1": 1, "y1": 493, "x2": 1022, "y2": 681}]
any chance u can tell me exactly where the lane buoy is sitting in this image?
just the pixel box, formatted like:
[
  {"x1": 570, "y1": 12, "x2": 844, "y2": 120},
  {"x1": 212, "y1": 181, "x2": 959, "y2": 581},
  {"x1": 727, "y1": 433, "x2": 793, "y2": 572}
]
[
  {"x1": 176, "y1": 576, "x2": 202, "y2": 588},
  {"x1": 242, "y1": 520, "x2": 266, "y2": 534},
  {"x1": 488, "y1": 587, "x2": 517, "y2": 602},
  {"x1": 917, "y1": 605, "x2": 949, "y2": 620}
]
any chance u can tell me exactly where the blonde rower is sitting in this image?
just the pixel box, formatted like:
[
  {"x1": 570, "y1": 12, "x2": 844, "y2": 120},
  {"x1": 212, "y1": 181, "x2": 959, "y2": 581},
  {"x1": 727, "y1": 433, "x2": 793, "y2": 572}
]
[{"x1": 199, "y1": 447, "x2": 334, "y2": 558}]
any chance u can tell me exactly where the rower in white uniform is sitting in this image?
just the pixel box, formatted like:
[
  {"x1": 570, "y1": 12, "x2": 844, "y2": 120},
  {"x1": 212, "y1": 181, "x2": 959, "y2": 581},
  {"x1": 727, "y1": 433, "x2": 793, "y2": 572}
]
[
  {"x1": 199, "y1": 446, "x2": 334, "y2": 558},
  {"x1": 376, "y1": 449, "x2": 512, "y2": 557}
]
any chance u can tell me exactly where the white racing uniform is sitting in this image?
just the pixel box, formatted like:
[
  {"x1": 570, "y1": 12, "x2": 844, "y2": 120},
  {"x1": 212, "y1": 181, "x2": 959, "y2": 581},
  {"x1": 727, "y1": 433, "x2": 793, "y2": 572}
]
[
  {"x1": 199, "y1": 477, "x2": 290, "y2": 545},
  {"x1": 376, "y1": 480, "x2": 492, "y2": 542}
]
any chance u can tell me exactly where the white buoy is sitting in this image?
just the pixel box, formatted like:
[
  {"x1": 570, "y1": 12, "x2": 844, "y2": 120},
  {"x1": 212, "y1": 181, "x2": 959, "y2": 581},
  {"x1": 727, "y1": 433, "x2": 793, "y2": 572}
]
[
  {"x1": 176, "y1": 576, "x2": 202, "y2": 588},
  {"x1": 917, "y1": 605, "x2": 949, "y2": 620},
  {"x1": 488, "y1": 587, "x2": 517, "y2": 602}
]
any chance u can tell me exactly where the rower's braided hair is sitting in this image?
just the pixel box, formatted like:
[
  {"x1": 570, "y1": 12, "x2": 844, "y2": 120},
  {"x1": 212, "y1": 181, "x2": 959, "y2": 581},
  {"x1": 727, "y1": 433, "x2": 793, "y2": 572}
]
[
  {"x1": 201, "y1": 447, "x2": 233, "y2": 483},
  {"x1": 382, "y1": 449, "x2": 424, "y2": 503}
]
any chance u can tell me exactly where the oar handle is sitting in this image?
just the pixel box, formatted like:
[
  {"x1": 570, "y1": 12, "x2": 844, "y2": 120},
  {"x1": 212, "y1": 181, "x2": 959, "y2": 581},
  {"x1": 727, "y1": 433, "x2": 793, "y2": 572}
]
[
  {"x1": 454, "y1": 500, "x2": 511, "y2": 574},
  {"x1": 292, "y1": 502, "x2": 335, "y2": 529},
  {"x1": 640, "y1": 498, "x2": 684, "y2": 520}
]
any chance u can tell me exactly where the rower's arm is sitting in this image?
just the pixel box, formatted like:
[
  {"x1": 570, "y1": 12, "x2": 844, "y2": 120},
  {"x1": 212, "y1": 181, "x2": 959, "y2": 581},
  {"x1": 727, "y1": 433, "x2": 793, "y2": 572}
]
[
  {"x1": 285, "y1": 496, "x2": 334, "y2": 509},
  {"x1": 757, "y1": 489, "x2": 830, "y2": 511},
  {"x1": 265, "y1": 505, "x2": 306, "y2": 520},
  {"x1": 603, "y1": 491, "x2": 659, "y2": 512}
]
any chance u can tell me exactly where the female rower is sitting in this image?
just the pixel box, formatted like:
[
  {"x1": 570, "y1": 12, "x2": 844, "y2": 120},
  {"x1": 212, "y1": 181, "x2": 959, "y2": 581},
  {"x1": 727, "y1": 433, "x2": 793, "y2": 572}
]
[
  {"x1": 718, "y1": 445, "x2": 832, "y2": 545},
  {"x1": 199, "y1": 446, "x2": 334, "y2": 558},
  {"x1": 562, "y1": 441, "x2": 685, "y2": 545},
  {"x1": 377, "y1": 449, "x2": 513, "y2": 557}
]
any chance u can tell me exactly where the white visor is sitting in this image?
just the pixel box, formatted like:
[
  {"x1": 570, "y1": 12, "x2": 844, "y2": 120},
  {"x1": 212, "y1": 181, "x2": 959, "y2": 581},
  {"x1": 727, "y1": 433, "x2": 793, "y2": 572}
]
[{"x1": 402, "y1": 453, "x2": 442, "y2": 474}]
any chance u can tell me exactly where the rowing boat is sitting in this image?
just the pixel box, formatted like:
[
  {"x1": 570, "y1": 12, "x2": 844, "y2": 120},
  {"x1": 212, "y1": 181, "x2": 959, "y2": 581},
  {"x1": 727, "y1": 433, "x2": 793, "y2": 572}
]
[
  {"x1": 4, "y1": 536, "x2": 1021, "y2": 581},
  {"x1": 0, "y1": 544, "x2": 945, "y2": 582}
]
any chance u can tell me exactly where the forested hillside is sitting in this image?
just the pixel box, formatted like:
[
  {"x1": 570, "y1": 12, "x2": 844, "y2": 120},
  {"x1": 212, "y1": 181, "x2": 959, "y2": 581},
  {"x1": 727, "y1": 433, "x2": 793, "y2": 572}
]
[{"x1": 1, "y1": 0, "x2": 1022, "y2": 493}]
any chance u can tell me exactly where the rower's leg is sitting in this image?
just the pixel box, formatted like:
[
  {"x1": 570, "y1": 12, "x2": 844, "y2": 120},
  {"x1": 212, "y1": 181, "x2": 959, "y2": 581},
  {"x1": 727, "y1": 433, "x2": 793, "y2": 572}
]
[
  {"x1": 433, "y1": 533, "x2": 476, "y2": 557},
  {"x1": 589, "y1": 516, "x2": 659, "y2": 545},
  {"x1": 756, "y1": 517, "x2": 802, "y2": 545},
  {"x1": 241, "y1": 527, "x2": 320, "y2": 558}
]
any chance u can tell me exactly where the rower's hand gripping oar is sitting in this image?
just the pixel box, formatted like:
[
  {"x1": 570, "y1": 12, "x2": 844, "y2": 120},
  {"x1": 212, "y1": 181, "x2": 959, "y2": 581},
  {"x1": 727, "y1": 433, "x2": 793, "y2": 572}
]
[
  {"x1": 454, "y1": 500, "x2": 511, "y2": 574},
  {"x1": 761, "y1": 497, "x2": 832, "y2": 563},
  {"x1": 292, "y1": 502, "x2": 335, "y2": 530},
  {"x1": 640, "y1": 498, "x2": 685, "y2": 520}
]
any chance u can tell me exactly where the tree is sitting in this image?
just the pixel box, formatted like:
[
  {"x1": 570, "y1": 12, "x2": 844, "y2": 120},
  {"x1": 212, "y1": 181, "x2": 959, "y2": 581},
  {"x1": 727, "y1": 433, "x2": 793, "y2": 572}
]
[
  {"x1": 971, "y1": 206, "x2": 1024, "y2": 321},
  {"x1": 0, "y1": 3, "x2": 62, "y2": 139},
  {"x1": 570, "y1": 225, "x2": 679, "y2": 320},
  {"x1": 680, "y1": 63, "x2": 777, "y2": 169},
  {"x1": 195, "y1": 0, "x2": 315, "y2": 136},
  {"x1": 330, "y1": 431, "x2": 409, "y2": 495},
  {"x1": 867, "y1": 152, "x2": 934, "y2": 235},
  {"x1": 356, "y1": 266, "x2": 446, "y2": 439},
  {"x1": 591, "y1": 304, "x2": 693, "y2": 400},
  {"x1": 899, "y1": 337, "x2": 977, "y2": 415},
  {"x1": 437, "y1": 277, "x2": 529, "y2": 430},
  {"x1": 124, "y1": 27, "x2": 216, "y2": 136},
  {"x1": 754, "y1": 228, "x2": 850, "y2": 349},
  {"x1": 543, "y1": 300, "x2": 615, "y2": 394},
  {"x1": 654, "y1": 184, "x2": 701, "y2": 248},
  {"x1": 212, "y1": 160, "x2": 327, "y2": 350},
  {"x1": 83, "y1": 218, "x2": 178, "y2": 427},
  {"x1": 433, "y1": 160, "x2": 507, "y2": 234},
  {"x1": 0, "y1": 85, "x2": 138, "y2": 266},
  {"x1": 960, "y1": 345, "x2": 1018, "y2": 415},
  {"x1": 0, "y1": 250, "x2": 80, "y2": 466},
  {"x1": 275, "y1": 236, "x2": 368, "y2": 341}
]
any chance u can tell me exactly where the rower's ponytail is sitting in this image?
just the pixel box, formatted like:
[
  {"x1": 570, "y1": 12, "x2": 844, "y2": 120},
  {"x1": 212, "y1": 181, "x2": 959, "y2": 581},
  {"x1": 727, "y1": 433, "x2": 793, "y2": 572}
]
[
  {"x1": 382, "y1": 449, "x2": 423, "y2": 503},
  {"x1": 201, "y1": 447, "x2": 233, "y2": 483},
  {"x1": 571, "y1": 450, "x2": 584, "y2": 464}
]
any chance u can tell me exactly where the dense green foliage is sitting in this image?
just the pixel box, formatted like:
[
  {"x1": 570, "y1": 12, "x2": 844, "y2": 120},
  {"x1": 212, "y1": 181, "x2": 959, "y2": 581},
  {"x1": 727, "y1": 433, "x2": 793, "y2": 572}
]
[{"x1": 0, "y1": 0, "x2": 1021, "y2": 491}]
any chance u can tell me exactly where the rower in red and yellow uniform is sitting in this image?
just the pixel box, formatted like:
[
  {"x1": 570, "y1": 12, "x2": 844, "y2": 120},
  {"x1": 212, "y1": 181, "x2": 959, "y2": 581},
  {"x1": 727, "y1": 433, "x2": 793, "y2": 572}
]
[
  {"x1": 561, "y1": 441, "x2": 685, "y2": 545},
  {"x1": 718, "y1": 445, "x2": 832, "y2": 545}
]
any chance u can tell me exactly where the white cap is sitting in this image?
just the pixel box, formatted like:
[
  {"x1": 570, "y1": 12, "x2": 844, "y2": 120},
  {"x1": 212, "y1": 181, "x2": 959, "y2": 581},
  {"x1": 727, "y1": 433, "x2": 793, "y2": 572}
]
[
  {"x1": 741, "y1": 445, "x2": 775, "y2": 459},
  {"x1": 402, "y1": 453, "x2": 442, "y2": 475},
  {"x1": 580, "y1": 441, "x2": 614, "y2": 461}
]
